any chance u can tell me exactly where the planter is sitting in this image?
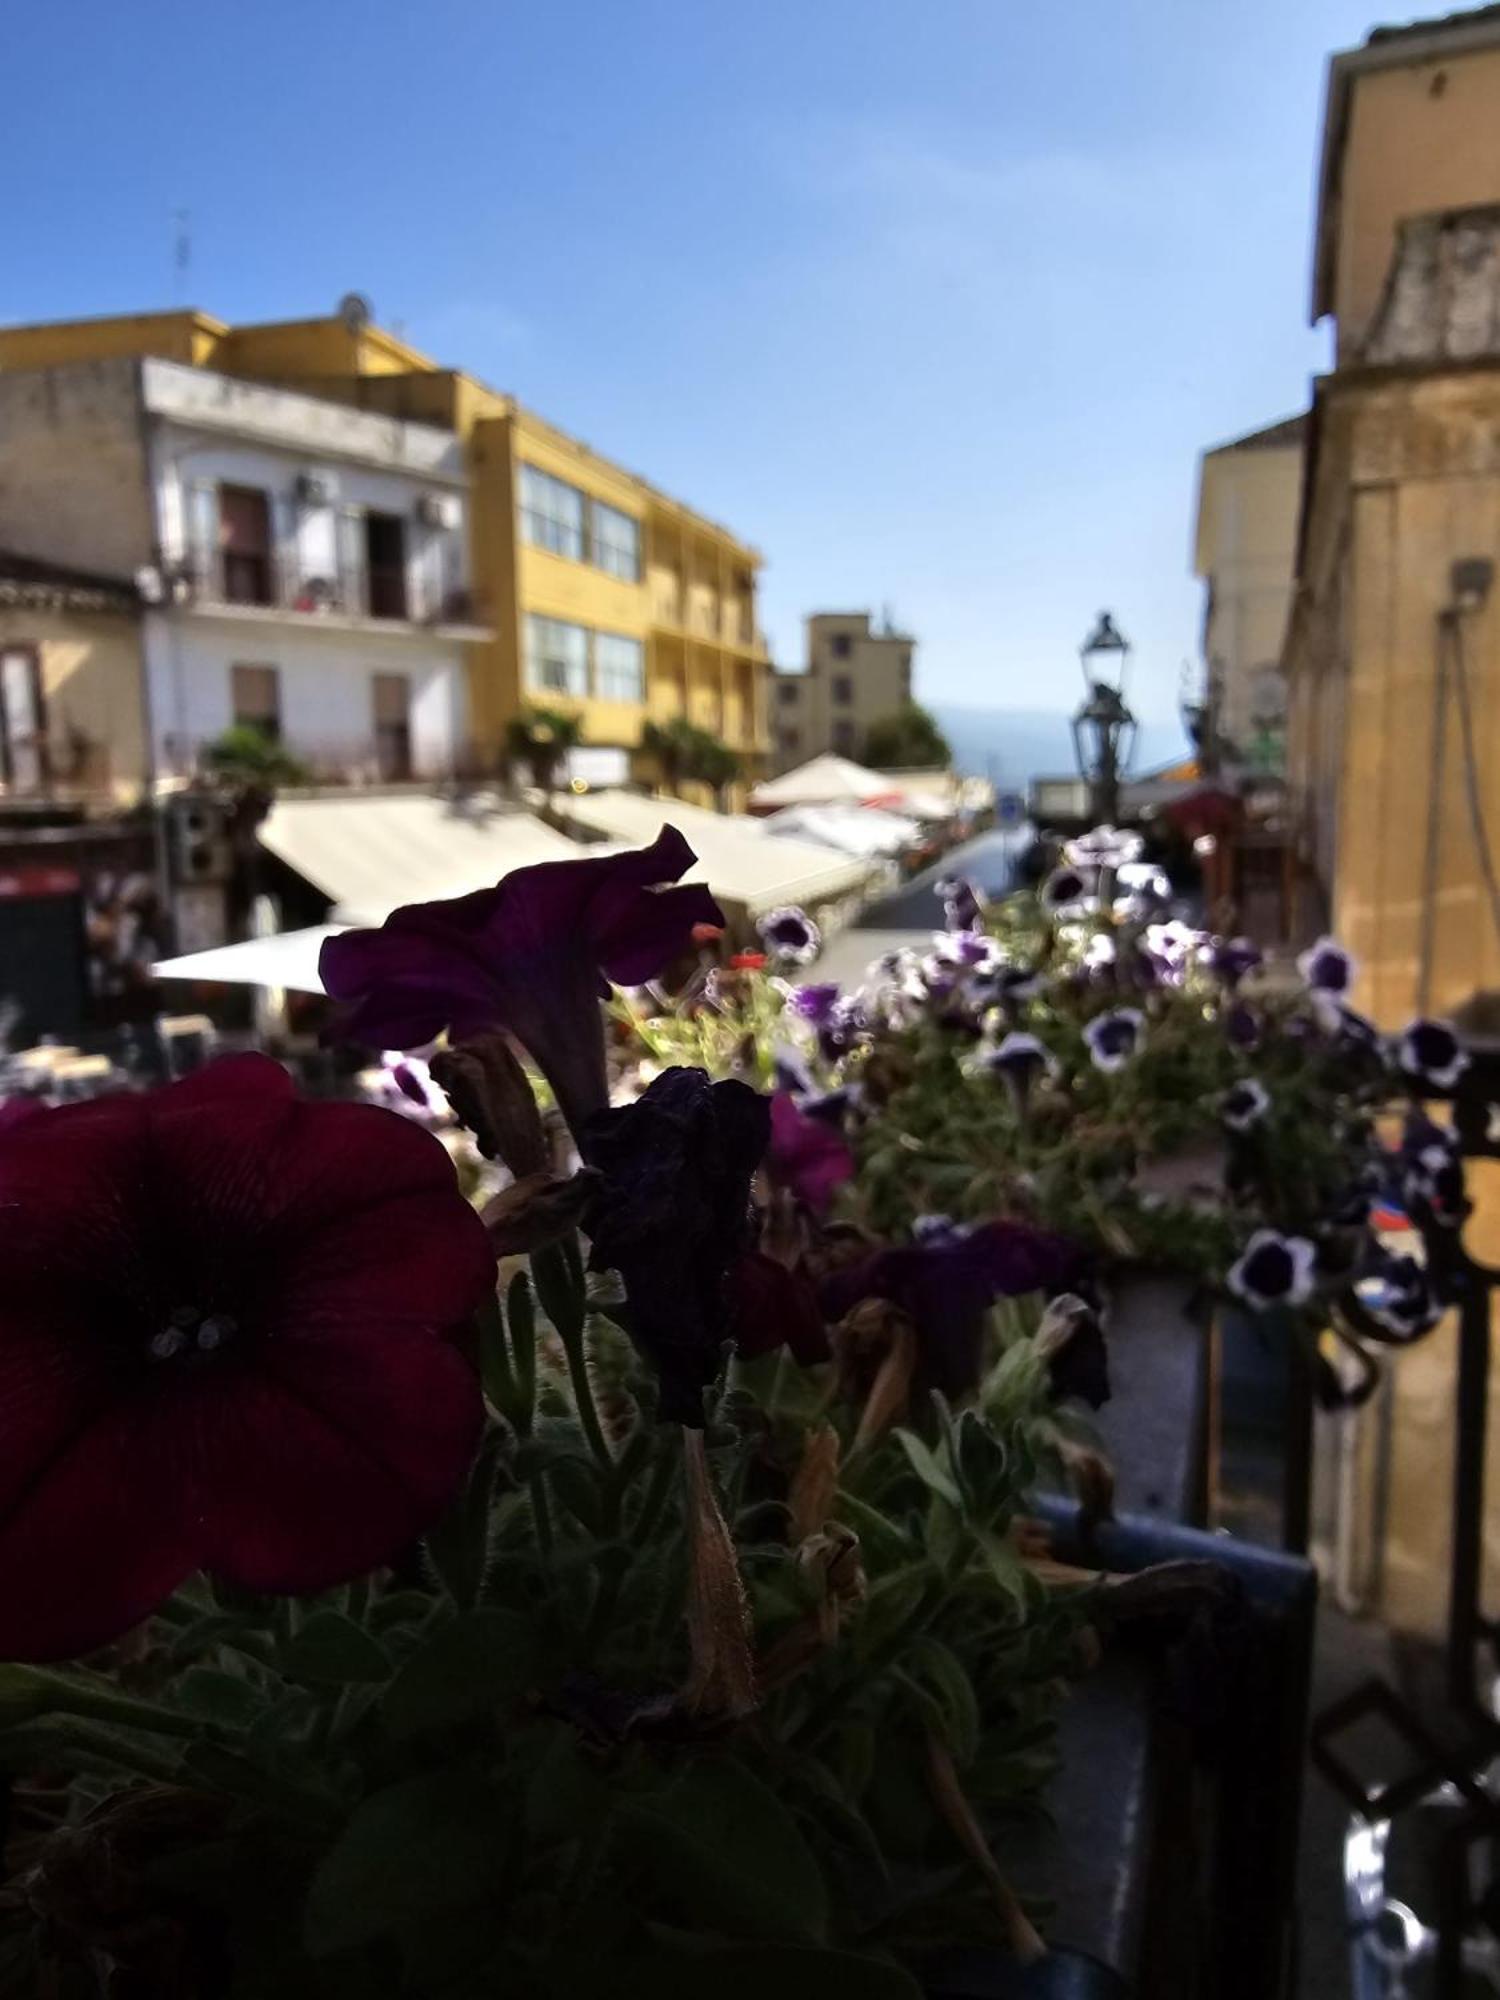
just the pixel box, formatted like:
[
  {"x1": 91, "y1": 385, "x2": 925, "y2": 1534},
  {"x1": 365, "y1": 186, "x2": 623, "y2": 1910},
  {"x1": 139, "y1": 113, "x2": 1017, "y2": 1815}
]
[
  {"x1": 1093, "y1": 1271, "x2": 1211, "y2": 1525},
  {"x1": 923, "y1": 1946, "x2": 1126, "y2": 1998}
]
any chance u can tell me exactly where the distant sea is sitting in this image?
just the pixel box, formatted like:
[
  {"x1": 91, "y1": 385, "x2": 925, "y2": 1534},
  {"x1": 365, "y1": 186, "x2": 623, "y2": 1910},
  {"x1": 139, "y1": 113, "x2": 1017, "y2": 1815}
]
[{"x1": 933, "y1": 705, "x2": 1190, "y2": 793}]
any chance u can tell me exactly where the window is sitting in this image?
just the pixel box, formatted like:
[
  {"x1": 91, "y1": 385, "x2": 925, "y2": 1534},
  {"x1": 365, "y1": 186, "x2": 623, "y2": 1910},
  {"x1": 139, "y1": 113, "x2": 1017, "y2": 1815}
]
[
  {"x1": 829, "y1": 632, "x2": 852, "y2": 660},
  {"x1": 780, "y1": 726, "x2": 801, "y2": 753},
  {"x1": 372, "y1": 672, "x2": 412, "y2": 780},
  {"x1": 776, "y1": 682, "x2": 799, "y2": 707},
  {"x1": 832, "y1": 719, "x2": 856, "y2": 755},
  {"x1": 524, "y1": 614, "x2": 589, "y2": 696},
  {"x1": 363, "y1": 511, "x2": 408, "y2": 620},
  {"x1": 832, "y1": 675, "x2": 853, "y2": 705},
  {"x1": 592, "y1": 502, "x2": 641, "y2": 582},
  {"x1": 231, "y1": 664, "x2": 281, "y2": 741},
  {"x1": 519, "y1": 464, "x2": 585, "y2": 561},
  {"x1": 0, "y1": 646, "x2": 45, "y2": 788},
  {"x1": 218, "y1": 485, "x2": 273, "y2": 606},
  {"x1": 594, "y1": 632, "x2": 644, "y2": 703}
]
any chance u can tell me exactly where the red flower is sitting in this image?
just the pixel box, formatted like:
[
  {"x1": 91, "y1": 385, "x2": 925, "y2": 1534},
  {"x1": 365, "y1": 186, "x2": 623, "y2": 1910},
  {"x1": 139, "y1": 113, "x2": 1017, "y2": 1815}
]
[
  {"x1": 0, "y1": 1056, "x2": 493, "y2": 1662},
  {"x1": 764, "y1": 1091, "x2": 855, "y2": 1216},
  {"x1": 729, "y1": 952, "x2": 768, "y2": 971}
]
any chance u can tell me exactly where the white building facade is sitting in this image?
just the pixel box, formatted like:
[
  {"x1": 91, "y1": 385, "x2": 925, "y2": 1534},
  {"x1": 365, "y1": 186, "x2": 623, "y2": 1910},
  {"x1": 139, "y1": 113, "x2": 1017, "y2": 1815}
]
[{"x1": 0, "y1": 355, "x2": 486, "y2": 785}]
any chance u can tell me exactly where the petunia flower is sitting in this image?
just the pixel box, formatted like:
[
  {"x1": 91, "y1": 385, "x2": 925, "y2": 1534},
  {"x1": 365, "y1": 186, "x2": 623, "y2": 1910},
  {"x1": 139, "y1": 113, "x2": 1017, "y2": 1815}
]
[
  {"x1": 1227, "y1": 1229, "x2": 1317, "y2": 1311},
  {"x1": 974, "y1": 1031, "x2": 1057, "y2": 1122},
  {"x1": 1220, "y1": 1078, "x2": 1270, "y2": 1133},
  {"x1": 1397, "y1": 1017, "x2": 1470, "y2": 1090},
  {"x1": 0, "y1": 1055, "x2": 494, "y2": 1662},
  {"x1": 730, "y1": 1251, "x2": 831, "y2": 1368},
  {"x1": 1357, "y1": 1253, "x2": 1444, "y2": 1340},
  {"x1": 930, "y1": 929, "x2": 1001, "y2": 972},
  {"x1": 1224, "y1": 1002, "x2": 1262, "y2": 1052},
  {"x1": 821, "y1": 1222, "x2": 1078, "y2": 1405},
  {"x1": 1083, "y1": 1007, "x2": 1145, "y2": 1073},
  {"x1": 581, "y1": 1067, "x2": 770, "y2": 1426},
  {"x1": 817, "y1": 995, "x2": 869, "y2": 1064},
  {"x1": 1064, "y1": 826, "x2": 1144, "y2": 869},
  {"x1": 757, "y1": 906, "x2": 822, "y2": 965},
  {"x1": 973, "y1": 960, "x2": 1044, "y2": 1016},
  {"x1": 1033, "y1": 1293, "x2": 1111, "y2": 1409},
  {"x1": 1313, "y1": 997, "x2": 1383, "y2": 1054},
  {"x1": 936, "y1": 875, "x2": 985, "y2": 932},
  {"x1": 764, "y1": 1090, "x2": 856, "y2": 1216},
  {"x1": 1297, "y1": 935, "x2": 1356, "y2": 997},
  {"x1": 1399, "y1": 1114, "x2": 1469, "y2": 1228},
  {"x1": 790, "y1": 981, "x2": 842, "y2": 1028},
  {"x1": 320, "y1": 826, "x2": 722, "y2": 1141},
  {"x1": 1202, "y1": 937, "x2": 1263, "y2": 989},
  {"x1": 1040, "y1": 866, "x2": 1093, "y2": 918}
]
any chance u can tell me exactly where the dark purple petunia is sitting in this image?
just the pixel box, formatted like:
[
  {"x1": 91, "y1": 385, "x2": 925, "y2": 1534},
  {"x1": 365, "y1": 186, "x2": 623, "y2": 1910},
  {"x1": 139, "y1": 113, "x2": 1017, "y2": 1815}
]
[
  {"x1": 0, "y1": 1056, "x2": 494, "y2": 1662},
  {"x1": 818, "y1": 994, "x2": 869, "y2": 1064},
  {"x1": 1297, "y1": 935, "x2": 1355, "y2": 997},
  {"x1": 757, "y1": 906, "x2": 822, "y2": 965},
  {"x1": 1397, "y1": 1017, "x2": 1469, "y2": 1090},
  {"x1": 581, "y1": 1067, "x2": 770, "y2": 1426},
  {"x1": 1399, "y1": 1113, "x2": 1469, "y2": 1229},
  {"x1": 1224, "y1": 1003, "x2": 1262, "y2": 1052},
  {"x1": 790, "y1": 982, "x2": 842, "y2": 1028},
  {"x1": 1203, "y1": 936, "x2": 1263, "y2": 989},
  {"x1": 1040, "y1": 867, "x2": 1091, "y2": 917},
  {"x1": 936, "y1": 875, "x2": 985, "y2": 932},
  {"x1": 1220, "y1": 1078, "x2": 1270, "y2": 1133},
  {"x1": 820, "y1": 1222, "x2": 1078, "y2": 1403},
  {"x1": 320, "y1": 826, "x2": 722, "y2": 1139},
  {"x1": 1228, "y1": 1229, "x2": 1317, "y2": 1311},
  {"x1": 1358, "y1": 1252, "x2": 1444, "y2": 1340},
  {"x1": 764, "y1": 1090, "x2": 856, "y2": 1215},
  {"x1": 1083, "y1": 1007, "x2": 1145, "y2": 1074}
]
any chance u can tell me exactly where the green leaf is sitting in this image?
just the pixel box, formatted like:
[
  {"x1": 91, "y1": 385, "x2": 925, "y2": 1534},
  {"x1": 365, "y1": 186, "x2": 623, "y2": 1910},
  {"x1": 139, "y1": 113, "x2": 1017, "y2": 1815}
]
[
  {"x1": 973, "y1": 1529, "x2": 1029, "y2": 1614},
  {"x1": 165, "y1": 1611, "x2": 261, "y2": 1663},
  {"x1": 616, "y1": 1758, "x2": 829, "y2": 1945},
  {"x1": 533, "y1": 1237, "x2": 586, "y2": 1341},
  {"x1": 382, "y1": 1609, "x2": 539, "y2": 1739},
  {"x1": 598, "y1": 1945, "x2": 922, "y2": 2000},
  {"x1": 507, "y1": 1270, "x2": 537, "y2": 1430},
  {"x1": 280, "y1": 1612, "x2": 389, "y2": 1687},
  {"x1": 523, "y1": 1724, "x2": 611, "y2": 1845},
  {"x1": 171, "y1": 1667, "x2": 265, "y2": 1729},
  {"x1": 304, "y1": 1769, "x2": 510, "y2": 1957},
  {"x1": 904, "y1": 1636, "x2": 980, "y2": 1766},
  {"x1": 424, "y1": 1431, "x2": 501, "y2": 1610},
  {"x1": 475, "y1": 1287, "x2": 518, "y2": 1421},
  {"x1": 891, "y1": 1430, "x2": 962, "y2": 1510}
]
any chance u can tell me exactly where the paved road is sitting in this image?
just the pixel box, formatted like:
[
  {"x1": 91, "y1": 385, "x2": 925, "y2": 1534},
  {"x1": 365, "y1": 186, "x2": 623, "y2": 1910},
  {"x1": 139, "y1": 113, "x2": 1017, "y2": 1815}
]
[{"x1": 853, "y1": 824, "x2": 1035, "y2": 930}]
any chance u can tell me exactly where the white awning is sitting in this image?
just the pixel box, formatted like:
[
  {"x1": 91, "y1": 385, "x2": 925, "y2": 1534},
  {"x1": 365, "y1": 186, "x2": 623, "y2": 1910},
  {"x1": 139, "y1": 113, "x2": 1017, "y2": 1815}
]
[
  {"x1": 154, "y1": 925, "x2": 340, "y2": 994},
  {"x1": 563, "y1": 791, "x2": 876, "y2": 914},
  {"x1": 761, "y1": 804, "x2": 919, "y2": 857},
  {"x1": 258, "y1": 792, "x2": 585, "y2": 924},
  {"x1": 749, "y1": 754, "x2": 907, "y2": 810}
]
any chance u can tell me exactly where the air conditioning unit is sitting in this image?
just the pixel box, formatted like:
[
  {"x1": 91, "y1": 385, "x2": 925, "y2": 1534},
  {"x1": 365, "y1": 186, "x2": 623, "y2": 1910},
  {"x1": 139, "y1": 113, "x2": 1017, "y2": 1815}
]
[
  {"x1": 416, "y1": 491, "x2": 462, "y2": 531},
  {"x1": 296, "y1": 471, "x2": 337, "y2": 506}
]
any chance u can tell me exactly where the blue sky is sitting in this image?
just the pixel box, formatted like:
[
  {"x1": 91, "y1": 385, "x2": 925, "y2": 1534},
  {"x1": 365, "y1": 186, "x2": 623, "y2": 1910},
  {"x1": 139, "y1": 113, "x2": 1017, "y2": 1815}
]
[{"x1": 8, "y1": 0, "x2": 1383, "y2": 723}]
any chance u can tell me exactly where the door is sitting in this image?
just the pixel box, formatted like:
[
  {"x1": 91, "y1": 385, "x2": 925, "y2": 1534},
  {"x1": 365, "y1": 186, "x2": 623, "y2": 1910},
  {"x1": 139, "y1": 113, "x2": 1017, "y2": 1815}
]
[
  {"x1": 0, "y1": 646, "x2": 45, "y2": 788},
  {"x1": 372, "y1": 672, "x2": 412, "y2": 779}
]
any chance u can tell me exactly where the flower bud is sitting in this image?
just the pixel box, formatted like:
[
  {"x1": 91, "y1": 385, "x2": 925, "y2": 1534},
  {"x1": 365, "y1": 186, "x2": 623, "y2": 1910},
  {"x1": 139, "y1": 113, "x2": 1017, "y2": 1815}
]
[{"x1": 431, "y1": 1032, "x2": 548, "y2": 1178}]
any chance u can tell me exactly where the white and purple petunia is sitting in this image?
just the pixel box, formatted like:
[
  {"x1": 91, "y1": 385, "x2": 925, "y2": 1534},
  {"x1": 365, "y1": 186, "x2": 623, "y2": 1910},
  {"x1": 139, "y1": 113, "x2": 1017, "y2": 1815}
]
[
  {"x1": 977, "y1": 1030, "x2": 1058, "y2": 1084},
  {"x1": 1083, "y1": 1007, "x2": 1145, "y2": 1073},
  {"x1": 1202, "y1": 936, "x2": 1263, "y2": 988},
  {"x1": 1040, "y1": 866, "x2": 1094, "y2": 918},
  {"x1": 1396, "y1": 1017, "x2": 1470, "y2": 1090},
  {"x1": 789, "y1": 981, "x2": 841, "y2": 1027},
  {"x1": 936, "y1": 875, "x2": 986, "y2": 932},
  {"x1": 1313, "y1": 997, "x2": 1383, "y2": 1053},
  {"x1": 1228, "y1": 1229, "x2": 1318, "y2": 1311},
  {"x1": 1220, "y1": 1077, "x2": 1270, "y2": 1133},
  {"x1": 1297, "y1": 935, "x2": 1356, "y2": 997},
  {"x1": 757, "y1": 905, "x2": 822, "y2": 965},
  {"x1": 1064, "y1": 825, "x2": 1144, "y2": 870}
]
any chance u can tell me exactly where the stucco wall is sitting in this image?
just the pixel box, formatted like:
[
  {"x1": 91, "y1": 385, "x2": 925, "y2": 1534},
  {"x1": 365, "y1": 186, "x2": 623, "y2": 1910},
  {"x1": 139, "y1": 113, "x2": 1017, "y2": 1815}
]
[
  {"x1": 1196, "y1": 443, "x2": 1302, "y2": 749},
  {"x1": 143, "y1": 611, "x2": 465, "y2": 781},
  {"x1": 0, "y1": 605, "x2": 146, "y2": 798},
  {"x1": 0, "y1": 358, "x2": 154, "y2": 579}
]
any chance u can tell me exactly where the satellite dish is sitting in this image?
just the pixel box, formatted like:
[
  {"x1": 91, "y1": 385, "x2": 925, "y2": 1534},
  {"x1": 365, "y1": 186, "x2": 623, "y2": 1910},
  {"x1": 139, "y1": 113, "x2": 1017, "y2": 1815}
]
[{"x1": 338, "y1": 292, "x2": 374, "y2": 334}]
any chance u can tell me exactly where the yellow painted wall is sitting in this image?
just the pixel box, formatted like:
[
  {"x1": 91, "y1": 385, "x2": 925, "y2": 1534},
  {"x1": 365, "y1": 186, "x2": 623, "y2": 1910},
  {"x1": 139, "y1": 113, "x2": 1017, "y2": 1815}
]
[
  {"x1": 0, "y1": 311, "x2": 225, "y2": 373},
  {"x1": 1331, "y1": 46, "x2": 1500, "y2": 359},
  {"x1": 218, "y1": 317, "x2": 437, "y2": 383},
  {"x1": 0, "y1": 607, "x2": 146, "y2": 800}
]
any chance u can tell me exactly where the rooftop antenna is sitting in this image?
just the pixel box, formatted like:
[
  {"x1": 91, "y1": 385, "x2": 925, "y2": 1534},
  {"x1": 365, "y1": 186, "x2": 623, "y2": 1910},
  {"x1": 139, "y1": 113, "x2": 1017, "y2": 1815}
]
[{"x1": 172, "y1": 209, "x2": 191, "y2": 300}]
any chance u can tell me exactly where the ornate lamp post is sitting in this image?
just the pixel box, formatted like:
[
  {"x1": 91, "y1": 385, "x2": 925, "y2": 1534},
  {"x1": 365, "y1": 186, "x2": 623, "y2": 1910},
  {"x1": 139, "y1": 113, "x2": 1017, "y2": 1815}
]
[{"x1": 1071, "y1": 611, "x2": 1137, "y2": 826}]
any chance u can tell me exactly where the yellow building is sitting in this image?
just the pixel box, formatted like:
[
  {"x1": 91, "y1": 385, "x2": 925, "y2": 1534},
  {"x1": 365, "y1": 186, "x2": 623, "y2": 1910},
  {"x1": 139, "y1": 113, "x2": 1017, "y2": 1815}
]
[
  {"x1": 1284, "y1": 7, "x2": 1500, "y2": 1643},
  {"x1": 1191, "y1": 415, "x2": 1304, "y2": 764},
  {"x1": 0, "y1": 552, "x2": 144, "y2": 805},
  {"x1": 0, "y1": 305, "x2": 770, "y2": 803}
]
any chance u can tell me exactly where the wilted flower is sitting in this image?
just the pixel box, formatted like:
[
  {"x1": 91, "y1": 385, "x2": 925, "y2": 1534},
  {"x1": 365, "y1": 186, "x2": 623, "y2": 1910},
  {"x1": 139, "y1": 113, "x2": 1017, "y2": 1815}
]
[
  {"x1": 1083, "y1": 1007, "x2": 1145, "y2": 1073},
  {"x1": 757, "y1": 906, "x2": 822, "y2": 965},
  {"x1": 1040, "y1": 866, "x2": 1092, "y2": 918},
  {"x1": 1202, "y1": 937, "x2": 1263, "y2": 988},
  {"x1": 0, "y1": 1056, "x2": 494, "y2": 1661},
  {"x1": 1064, "y1": 826, "x2": 1144, "y2": 869},
  {"x1": 1220, "y1": 1078, "x2": 1270, "y2": 1133},
  {"x1": 936, "y1": 875, "x2": 985, "y2": 932},
  {"x1": 764, "y1": 1090, "x2": 856, "y2": 1216},
  {"x1": 581, "y1": 1067, "x2": 770, "y2": 1426},
  {"x1": 821, "y1": 1221, "x2": 1077, "y2": 1404},
  {"x1": 790, "y1": 981, "x2": 841, "y2": 1027},
  {"x1": 1297, "y1": 935, "x2": 1356, "y2": 997},
  {"x1": 1033, "y1": 1293, "x2": 1110, "y2": 1409},
  {"x1": 321, "y1": 826, "x2": 720, "y2": 1139},
  {"x1": 1397, "y1": 1017, "x2": 1470, "y2": 1090},
  {"x1": 729, "y1": 1250, "x2": 831, "y2": 1368},
  {"x1": 1228, "y1": 1229, "x2": 1317, "y2": 1311}
]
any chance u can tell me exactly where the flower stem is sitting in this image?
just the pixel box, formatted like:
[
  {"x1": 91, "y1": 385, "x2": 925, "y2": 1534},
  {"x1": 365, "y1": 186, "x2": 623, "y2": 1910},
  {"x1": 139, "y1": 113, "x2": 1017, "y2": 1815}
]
[{"x1": 564, "y1": 1319, "x2": 614, "y2": 1470}]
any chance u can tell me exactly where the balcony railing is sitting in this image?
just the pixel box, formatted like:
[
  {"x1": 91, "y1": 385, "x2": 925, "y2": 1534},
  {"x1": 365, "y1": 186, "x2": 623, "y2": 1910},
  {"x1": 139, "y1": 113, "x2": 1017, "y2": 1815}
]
[{"x1": 190, "y1": 554, "x2": 477, "y2": 629}]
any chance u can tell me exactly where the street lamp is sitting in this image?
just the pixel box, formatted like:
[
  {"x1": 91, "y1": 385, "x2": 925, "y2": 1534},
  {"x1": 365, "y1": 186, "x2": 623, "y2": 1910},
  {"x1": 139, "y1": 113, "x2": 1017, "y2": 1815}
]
[{"x1": 1071, "y1": 611, "x2": 1137, "y2": 826}]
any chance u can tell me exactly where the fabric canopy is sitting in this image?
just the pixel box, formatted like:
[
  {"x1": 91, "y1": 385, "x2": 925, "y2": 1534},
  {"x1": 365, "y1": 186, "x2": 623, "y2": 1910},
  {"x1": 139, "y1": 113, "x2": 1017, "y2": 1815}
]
[
  {"x1": 154, "y1": 925, "x2": 340, "y2": 995},
  {"x1": 748, "y1": 754, "x2": 907, "y2": 810},
  {"x1": 761, "y1": 804, "x2": 918, "y2": 858}
]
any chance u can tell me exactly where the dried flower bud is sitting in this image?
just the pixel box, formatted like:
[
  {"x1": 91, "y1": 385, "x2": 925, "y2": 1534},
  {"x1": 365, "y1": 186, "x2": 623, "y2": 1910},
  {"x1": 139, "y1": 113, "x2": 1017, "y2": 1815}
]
[
  {"x1": 788, "y1": 1423, "x2": 841, "y2": 1543},
  {"x1": 1034, "y1": 1292, "x2": 1111, "y2": 1409},
  {"x1": 681, "y1": 1427, "x2": 757, "y2": 1719},
  {"x1": 834, "y1": 1299, "x2": 919, "y2": 1448},
  {"x1": 481, "y1": 1168, "x2": 601, "y2": 1256},
  {"x1": 431, "y1": 1032, "x2": 548, "y2": 1178}
]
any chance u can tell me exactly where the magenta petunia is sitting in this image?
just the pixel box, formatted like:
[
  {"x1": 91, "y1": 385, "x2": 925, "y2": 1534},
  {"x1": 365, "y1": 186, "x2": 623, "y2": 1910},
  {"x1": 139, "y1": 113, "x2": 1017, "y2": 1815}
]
[
  {"x1": 764, "y1": 1090, "x2": 855, "y2": 1216},
  {"x1": 0, "y1": 1055, "x2": 494, "y2": 1662},
  {"x1": 319, "y1": 826, "x2": 723, "y2": 1137}
]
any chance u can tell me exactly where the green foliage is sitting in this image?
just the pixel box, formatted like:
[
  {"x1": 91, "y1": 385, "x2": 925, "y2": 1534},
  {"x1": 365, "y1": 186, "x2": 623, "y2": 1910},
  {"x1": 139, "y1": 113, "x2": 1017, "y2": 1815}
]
[
  {"x1": 643, "y1": 716, "x2": 743, "y2": 805},
  {"x1": 861, "y1": 702, "x2": 950, "y2": 770},
  {"x1": 203, "y1": 723, "x2": 310, "y2": 788},
  {"x1": 505, "y1": 704, "x2": 585, "y2": 792}
]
